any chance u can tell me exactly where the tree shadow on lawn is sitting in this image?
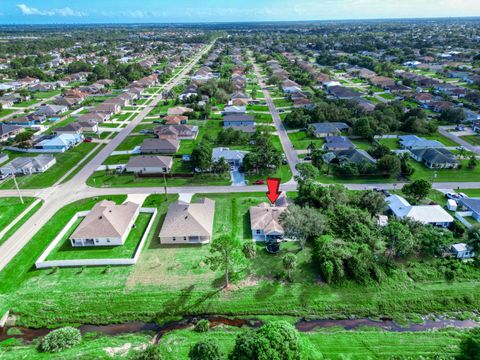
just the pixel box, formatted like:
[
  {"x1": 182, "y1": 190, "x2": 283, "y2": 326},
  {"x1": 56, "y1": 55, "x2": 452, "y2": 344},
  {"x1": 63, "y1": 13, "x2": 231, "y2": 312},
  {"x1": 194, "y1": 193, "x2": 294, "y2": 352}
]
[
  {"x1": 254, "y1": 281, "x2": 281, "y2": 301},
  {"x1": 155, "y1": 284, "x2": 222, "y2": 321}
]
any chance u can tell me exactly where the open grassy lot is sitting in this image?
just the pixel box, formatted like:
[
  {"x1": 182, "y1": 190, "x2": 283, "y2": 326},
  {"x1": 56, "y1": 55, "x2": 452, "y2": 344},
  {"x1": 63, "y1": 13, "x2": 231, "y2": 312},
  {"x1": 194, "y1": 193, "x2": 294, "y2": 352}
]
[
  {"x1": 273, "y1": 98, "x2": 293, "y2": 107},
  {"x1": 350, "y1": 138, "x2": 374, "y2": 150},
  {"x1": 0, "y1": 109, "x2": 15, "y2": 118},
  {"x1": 0, "y1": 200, "x2": 42, "y2": 246},
  {"x1": 0, "y1": 142, "x2": 97, "y2": 189},
  {"x1": 461, "y1": 135, "x2": 480, "y2": 146},
  {"x1": 247, "y1": 104, "x2": 269, "y2": 112},
  {"x1": 253, "y1": 113, "x2": 273, "y2": 124},
  {"x1": 0, "y1": 197, "x2": 36, "y2": 240},
  {"x1": 377, "y1": 137, "x2": 400, "y2": 149},
  {"x1": 157, "y1": 326, "x2": 464, "y2": 360},
  {"x1": 46, "y1": 213, "x2": 152, "y2": 261},
  {"x1": 288, "y1": 131, "x2": 324, "y2": 150},
  {"x1": 32, "y1": 90, "x2": 61, "y2": 99},
  {"x1": 423, "y1": 132, "x2": 459, "y2": 147},
  {"x1": 148, "y1": 100, "x2": 175, "y2": 116},
  {"x1": 115, "y1": 135, "x2": 148, "y2": 151},
  {"x1": 0, "y1": 192, "x2": 479, "y2": 332}
]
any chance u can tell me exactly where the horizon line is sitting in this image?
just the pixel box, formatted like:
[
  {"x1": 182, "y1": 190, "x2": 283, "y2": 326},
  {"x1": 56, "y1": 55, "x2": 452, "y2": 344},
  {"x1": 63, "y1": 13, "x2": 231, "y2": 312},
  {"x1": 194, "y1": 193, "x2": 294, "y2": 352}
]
[{"x1": 1, "y1": 15, "x2": 480, "y2": 26}]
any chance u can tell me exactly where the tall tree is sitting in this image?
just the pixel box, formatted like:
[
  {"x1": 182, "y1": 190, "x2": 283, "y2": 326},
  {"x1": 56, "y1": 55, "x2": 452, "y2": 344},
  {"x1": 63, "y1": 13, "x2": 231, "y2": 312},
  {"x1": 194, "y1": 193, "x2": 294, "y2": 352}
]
[
  {"x1": 402, "y1": 179, "x2": 432, "y2": 202},
  {"x1": 282, "y1": 253, "x2": 297, "y2": 282},
  {"x1": 279, "y1": 205, "x2": 325, "y2": 250},
  {"x1": 206, "y1": 235, "x2": 246, "y2": 288}
]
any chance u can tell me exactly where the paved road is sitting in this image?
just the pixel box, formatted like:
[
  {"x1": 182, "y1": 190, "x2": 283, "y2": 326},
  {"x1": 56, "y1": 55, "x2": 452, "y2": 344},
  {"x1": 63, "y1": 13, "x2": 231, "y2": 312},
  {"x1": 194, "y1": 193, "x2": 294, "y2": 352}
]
[
  {"x1": 249, "y1": 53, "x2": 300, "y2": 180},
  {"x1": 439, "y1": 126, "x2": 480, "y2": 154},
  {"x1": 0, "y1": 41, "x2": 215, "y2": 272}
]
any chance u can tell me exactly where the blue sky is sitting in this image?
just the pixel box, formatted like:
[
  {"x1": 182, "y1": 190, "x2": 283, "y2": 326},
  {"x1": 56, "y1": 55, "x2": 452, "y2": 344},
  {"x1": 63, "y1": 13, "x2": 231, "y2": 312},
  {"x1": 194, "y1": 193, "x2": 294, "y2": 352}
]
[{"x1": 0, "y1": 0, "x2": 479, "y2": 24}]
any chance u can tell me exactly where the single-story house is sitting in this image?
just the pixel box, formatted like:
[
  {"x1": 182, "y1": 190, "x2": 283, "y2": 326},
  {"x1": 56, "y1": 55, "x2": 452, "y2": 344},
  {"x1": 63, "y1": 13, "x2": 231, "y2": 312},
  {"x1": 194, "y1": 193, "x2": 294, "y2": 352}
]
[
  {"x1": 4, "y1": 114, "x2": 46, "y2": 126},
  {"x1": 164, "y1": 115, "x2": 188, "y2": 125},
  {"x1": 159, "y1": 198, "x2": 215, "y2": 245},
  {"x1": 140, "y1": 139, "x2": 180, "y2": 154},
  {"x1": 223, "y1": 114, "x2": 255, "y2": 127},
  {"x1": 458, "y1": 198, "x2": 480, "y2": 221},
  {"x1": 323, "y1": 136, "x2": 355, "y2": 151},
  {"x1": 154, "y1": 125, "x2": 198, "y2": 140},
  {"x1": 309, "y1": 122, "x2": 350, "y2": 138},
  {"x1": 0, "y1": 155, "x2": 56, "y2": 175},
  {"x1": 386, "y1": 194, "x2": 453, "y2": 227},
  {"x1": 70, "y1": 200, "x2": 140, "y2": 247},
  {"x1": 35, "y1": 134, "x2": 83, "y2": 152},
  {"x1": 334, "y1": 148, "x2": 376, "y2": 165},
  {"x1": 34, "y1": 104, "x2": 68, "y2": 117},
  {"x1": 77, "y1": 112, "x2": 109, "y2": 123},
  {"x1": 410, "y1": 148, "x2": 459, "y2": 169},
  {"x1": 167, "y1": 106, "x2": 193, "y2": 116},
  {"x1": 0, "y1": 124, "x2": 24, "y2": 142},
  {"x1": 212, "y1": 147, "x2": 249, "y2": 166},
  {"x1": 91, "y1": 103, "x2": 121, "y2": 116},
  {"x1": 328, "y1": 86, "x2": 362, "y2": 100},
  {"x1": 223, "y1": 105, "x2": 247, "y2": 115},
  {"x1": 125, "y1": 155, "x2": 173, "y2": 174},
  {"x1": 249, "y1": 193, "x2": 290, "y2": 242},
  {"x1": 399, "y1": 135, "x2": 444, "y2": 150},
  {"x1": 55, "y1": 121, "x2": 98, "y2": 135},
  {"x1": 451, "y1": 243, "x2": 475, "y2": 259}
]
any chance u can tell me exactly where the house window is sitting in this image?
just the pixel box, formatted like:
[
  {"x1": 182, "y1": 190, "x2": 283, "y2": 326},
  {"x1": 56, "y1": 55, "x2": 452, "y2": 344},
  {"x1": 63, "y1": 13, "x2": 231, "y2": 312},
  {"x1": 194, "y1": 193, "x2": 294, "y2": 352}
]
[
  {"x1": 184, "y1": 237, "x2": 187, "y2": 241},
  {"x1": 173, "y1": 237, "x2": 176, "y2": 241},
  {"x1": 107, "y1": 239, "x2": 110, "y2": 243},
  {"x1": 95, "y1": 240, "x2": 99, "y2": 243},
  {"x1": 256, "y1": 230, "x2": 261, "y2": 234}
]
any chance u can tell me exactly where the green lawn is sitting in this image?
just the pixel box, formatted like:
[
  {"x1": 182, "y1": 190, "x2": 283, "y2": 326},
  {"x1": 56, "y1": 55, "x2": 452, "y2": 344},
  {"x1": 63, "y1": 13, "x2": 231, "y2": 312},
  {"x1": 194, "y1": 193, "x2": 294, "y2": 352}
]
[
  {"x1": 253, "y1": 113, "x2": 273, "y2": 124},
  {"x1": 32, "y1": 90, "x2": 61, "y2": 99},
  {"x1": 115, "y1": 135, "x2": 149, "y2": 151},
  {"x1": 288, "y1": 131, "x2": 324, "y2": 150},
  {"x1": 423, "y1": 132, "x2": 459, "y2": 147},
  {"x1": 460, "y1": 135, "x2": 480, "y2": 146},
  {"x1": 247, "y1": 105, "x2": 269, "y2": 112},
  {"x1": 351, "y1": 138, "x2": 374, "y2": 150},
  {"x1": 273, "y1": 98, "x2": 293, "y2": 107},
  {"x1": 0, "y1": 109, "x2": 14, "y2": 118},
  {"x1": 46, "y1": 213, "x2": 152, "y2": 261},
  {"x1": 0, "y1": 200, "x2": 42, "y2": 246},
  {"x1": 0, "y1": 192, "x2": 479, "y2": 339},
  {"x1": 377, "y1": 138, "x2": 400, "y2": 150},
  {"x1": 0, "y1": 143, "x2": 97, "y2": 189},
  {"x1": 0, "y1": 197, "x2": 36, "y2": 237}
]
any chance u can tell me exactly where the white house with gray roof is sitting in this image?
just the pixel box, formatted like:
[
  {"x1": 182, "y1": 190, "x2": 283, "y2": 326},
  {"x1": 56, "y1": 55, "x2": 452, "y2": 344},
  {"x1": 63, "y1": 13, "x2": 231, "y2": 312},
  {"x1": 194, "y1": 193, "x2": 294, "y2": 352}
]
[
  {"x1": 212, "y1": 147, "x2": 249, "y2": 167},
  {"x1": 386, "y1": 194, "x2": 453, "y2": 227},
  {"x1": 0, "y1": 155, "x2": 56, "y2": 175}
]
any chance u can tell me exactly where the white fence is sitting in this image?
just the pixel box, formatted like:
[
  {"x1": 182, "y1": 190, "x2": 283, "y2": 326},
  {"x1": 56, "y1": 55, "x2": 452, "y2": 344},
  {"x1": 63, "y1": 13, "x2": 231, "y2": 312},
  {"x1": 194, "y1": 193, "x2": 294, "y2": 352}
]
[
  {"x1": 3, "y1": 146, "x2": 65, "y2": 154},
  {"x1": 35, "y1": 208, "x2": 157, "y2": 269},
  {"x1": 455, "y1": 211, "x2": 474, "y2": 229}
]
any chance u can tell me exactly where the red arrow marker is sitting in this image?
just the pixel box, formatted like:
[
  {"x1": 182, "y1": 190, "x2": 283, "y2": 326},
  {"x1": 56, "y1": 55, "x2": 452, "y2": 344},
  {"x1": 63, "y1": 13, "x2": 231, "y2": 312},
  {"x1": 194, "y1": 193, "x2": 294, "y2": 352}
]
[{"x1": 266, "y1": 178, "x2": 281, "y2": 204}]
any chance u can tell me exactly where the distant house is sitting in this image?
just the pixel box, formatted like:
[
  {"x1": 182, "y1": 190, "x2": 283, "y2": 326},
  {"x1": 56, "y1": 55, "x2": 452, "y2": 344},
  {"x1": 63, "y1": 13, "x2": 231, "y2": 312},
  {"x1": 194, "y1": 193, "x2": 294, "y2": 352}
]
[
  {"x1": 125, "y1": 155, "x2": 173, "y2": 174},
  {"x1": 451, "y1": 243, "x2": 475, "y2": 259},
  {"x1": 167, "y1": 106, "x2": 193, "y2": 116},
  {"x1": 77, "y1": 112, "x2": 109, "y2": 123},
  {"x1": 334, "y1": 148, "x2": 376, "y2": 165},
  {"x1": 36, "y1": 134, "x2": 82, "y2": 152},
  {"x1": 0, "y1": 124, "x2": 24, "y2": 142},
  {"x1": 154, "y1": 125, "x2": 198, "y2": 140},
  {"x1": 69, "y1": 200, "x2": 140, "y2": 247},
  {"x1": 164, "y1": 115, "x2": 188, "y2": 125},
  {"x1": 458, "y1": 198, "x2": 480, "y2": 221},
  {"x1": 140, "y1": 139, "x2": 180, "y2": 154},
  {"x1": 328, "y1": 86, "x2": 362, "y2": 100},
  {"x1": 55, "y1": 121, "x2": 98, "y2": 135},
  {"x1": 399, "y1": 135, "x2": 444, "y2": 150},
  {"x1": 212, "y1": 147, "x2": 249, "y2": 167},
  {"x1": 309, "y1": 122, "x2": 350, "y2": 138},
  {"x1": 414, "y1": 93, "x2": 434, "y2": 104},
  {"x1": 159, "y1": 198, "x2": 215, "y2": 245},
  {"x1": 0, "y1": 155, "x2": 56, "y2": 175},
  {"x1": 34, "y1": 104, "x2": 68, "y2": 118},
  {"x1": 223, "y1": 114, "x2": 255, "y2": 127},
  {"x1": 223, "y1": 105, "x2": 247, "y2": 115},
  {"x1": 5, "y1": 114, "x2": 46, "y2": 126},
  {"x1": 323, "y1": 136, "x2": 355, "y2": 151},
  {"x1": 249, "y1": 193, "x2": 290, "y2": 242},
  {"x1": 410, "y1": 148, "x2": 459, "y2": 169},
  {"x1": 386, "y1": 194, "x2": 453, "y2": 227}
]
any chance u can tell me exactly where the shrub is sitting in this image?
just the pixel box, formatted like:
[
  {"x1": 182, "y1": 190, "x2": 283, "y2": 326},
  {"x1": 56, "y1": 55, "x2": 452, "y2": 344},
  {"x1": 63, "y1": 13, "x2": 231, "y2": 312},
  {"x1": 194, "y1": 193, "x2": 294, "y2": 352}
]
[
  {"x1": 130, "y1": 345, "x2": 163, "y2": 360},
  {"x1": 39, "y1": 327, "x2": 81, "y2": 353},
  {"x1": 189, "y1": 339, "x2": 222, "y2": 360},
  {"x1": 194, "y1": 319, "x2": 209, "y2": 333}
]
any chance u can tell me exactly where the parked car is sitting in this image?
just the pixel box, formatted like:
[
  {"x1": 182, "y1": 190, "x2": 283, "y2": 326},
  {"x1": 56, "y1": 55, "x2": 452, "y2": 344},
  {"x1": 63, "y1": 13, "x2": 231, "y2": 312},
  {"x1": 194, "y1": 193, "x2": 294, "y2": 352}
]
[
  {"x1": 253, "y1": 180, "x2": 265, "y2": 185},
  {"x1": 83, "y1": 137, "x2": 93, "y2": 143},
  {"x1": 445, "y1": 192, "x2": 460, "y2": 200},
  {"x1": 0, "y1": 174, "x2": 10, "y2": 181}
]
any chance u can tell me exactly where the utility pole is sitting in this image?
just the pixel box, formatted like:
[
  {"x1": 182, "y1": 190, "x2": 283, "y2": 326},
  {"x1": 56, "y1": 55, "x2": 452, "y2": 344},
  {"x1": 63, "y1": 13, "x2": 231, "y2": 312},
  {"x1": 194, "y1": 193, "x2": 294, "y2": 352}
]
[{"x1": 12, "y1": 174, "x2": 24, "y2": 204}]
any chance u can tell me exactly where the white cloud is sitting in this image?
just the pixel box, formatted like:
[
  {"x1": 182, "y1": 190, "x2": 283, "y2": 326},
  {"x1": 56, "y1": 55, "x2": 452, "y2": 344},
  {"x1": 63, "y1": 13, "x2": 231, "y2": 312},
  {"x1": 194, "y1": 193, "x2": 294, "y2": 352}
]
[{"x1": 16, "y1": 4, "x2": 85, "y2": 17}]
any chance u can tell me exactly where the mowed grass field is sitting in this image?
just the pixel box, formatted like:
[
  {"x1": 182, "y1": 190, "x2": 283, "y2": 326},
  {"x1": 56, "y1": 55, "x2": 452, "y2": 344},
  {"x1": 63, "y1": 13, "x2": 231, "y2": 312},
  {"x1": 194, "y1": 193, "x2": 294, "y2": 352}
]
[
  {"x1": 0, "y1": 197, "x2": 36, "y2": 234},
  {"x1": 0, "y1": 327, "x2": 467, "y2": 359},
  {"x1": 0, "y1": 192, "x2": 479, "y2": 333}
]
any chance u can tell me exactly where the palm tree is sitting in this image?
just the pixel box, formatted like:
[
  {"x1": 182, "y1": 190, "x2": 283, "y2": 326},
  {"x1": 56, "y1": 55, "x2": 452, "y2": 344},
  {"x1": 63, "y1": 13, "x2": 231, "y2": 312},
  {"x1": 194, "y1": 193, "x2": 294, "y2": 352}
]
[{"x1": 283, "y1": 253, "x2": 297, "y2": 282}]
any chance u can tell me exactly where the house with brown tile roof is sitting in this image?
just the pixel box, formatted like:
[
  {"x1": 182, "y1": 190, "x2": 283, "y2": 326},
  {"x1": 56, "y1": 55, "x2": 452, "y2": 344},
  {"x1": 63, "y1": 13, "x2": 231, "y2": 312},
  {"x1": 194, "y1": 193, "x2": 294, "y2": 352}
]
[{"x1": 249, "y1": 193, "x2": 291, "y2": 242}]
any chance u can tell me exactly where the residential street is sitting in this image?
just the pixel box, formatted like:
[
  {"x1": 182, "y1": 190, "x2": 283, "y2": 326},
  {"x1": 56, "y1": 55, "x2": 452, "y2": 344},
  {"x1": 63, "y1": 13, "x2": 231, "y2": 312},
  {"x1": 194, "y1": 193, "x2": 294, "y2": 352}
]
[{"x1": 0, "y1": 41, "x2": 215, "y2": 272}]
